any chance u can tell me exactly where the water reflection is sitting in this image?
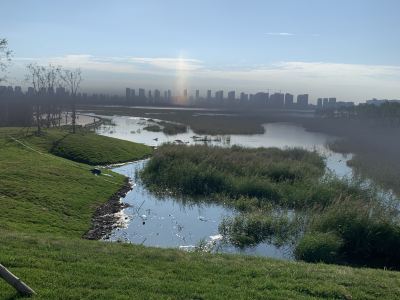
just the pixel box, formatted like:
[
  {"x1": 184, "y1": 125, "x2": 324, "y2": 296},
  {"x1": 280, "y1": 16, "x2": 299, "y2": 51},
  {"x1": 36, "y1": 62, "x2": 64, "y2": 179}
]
[{"x1": 109, "y1": 161, "x2": 291, "y2": 259}]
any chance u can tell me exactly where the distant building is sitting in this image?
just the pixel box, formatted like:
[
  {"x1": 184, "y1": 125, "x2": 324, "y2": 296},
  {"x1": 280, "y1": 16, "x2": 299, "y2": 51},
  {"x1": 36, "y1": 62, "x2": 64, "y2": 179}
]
[
  {"x1": 126, "y1": 88, "x2": 131, "y2": 99},
  {"x1": 297, "y1": 94, "x2": 309, "y2": 107},
  {"x1": 154, "y1": 89, "x2": 161, "y2": 102},
  {"x1": 227, "y1": 91, "x2": 235, "y2": 102},
  {"x1": 167, "y1": 90, "x2": 172, "y2": 101},
  {"x1": 284, "y1": 93, "x2": 294, "y2": 107},
  {"x1": 183, "y1": 89, "x2": 188, "y2": 99},
  {"x1": 317, "y1": 98, "x2": 323, "y2": 109},
  {"x1": 269, "y1": 93, "x2": 284, "y2": 107},
  {"x1": 240, "y1": 92, "x2": 248, "y2": 103},
  {"x1": 328, "y1": 97, "x2": 337, "y2": 108},
  {"x1": 253, "y1": 92, "x2": 269, "y2": 106},
  {"x1": 323, "y1": 98, "x2": 329, "y2": 108},
  {"x1": 195, "y1": 89, "x2": 200, "y2": 100},
  {"x1": 139, "y1": 88, "x2": 146, "y2": 98},
  {"x1": 215, "y1": 90, "x2": 223, "y2": 102},
  {"x1": 207, "y1": 90, "x2": 212, "y2": 100}
]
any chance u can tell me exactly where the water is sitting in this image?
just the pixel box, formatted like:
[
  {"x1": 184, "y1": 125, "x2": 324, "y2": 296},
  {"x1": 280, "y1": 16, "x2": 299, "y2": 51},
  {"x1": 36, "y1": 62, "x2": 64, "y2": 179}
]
[
  {"x1": 96, "y1": 115, "x2": 353, "y2": 178},
  {"x1": 96, "y1": 114, "x2": 354, "y2": 258},
  {"x1": 109, "y1": 161, "x2": 291, "y2": 259}
]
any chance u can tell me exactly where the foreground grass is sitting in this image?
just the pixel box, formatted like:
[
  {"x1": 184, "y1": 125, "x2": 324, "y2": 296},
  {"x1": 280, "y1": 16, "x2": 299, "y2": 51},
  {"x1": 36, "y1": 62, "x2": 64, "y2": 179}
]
[
  {"x1": 1, "y1": 128, "x2": 400, "y2": 299},
  {"x1": 2, "y1": 230, "x2": 400, "y2": 300}
]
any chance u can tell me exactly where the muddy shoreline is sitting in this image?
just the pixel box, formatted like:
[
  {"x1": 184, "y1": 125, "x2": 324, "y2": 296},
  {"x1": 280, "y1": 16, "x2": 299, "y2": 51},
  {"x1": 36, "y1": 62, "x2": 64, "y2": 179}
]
[{"x1": 83, "y1": 177, "x2": 132, "y2": 240}]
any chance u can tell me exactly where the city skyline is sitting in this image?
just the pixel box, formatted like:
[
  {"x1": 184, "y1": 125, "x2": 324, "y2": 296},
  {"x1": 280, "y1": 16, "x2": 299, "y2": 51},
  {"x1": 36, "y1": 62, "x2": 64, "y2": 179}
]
[{"x1": 1, "y1": 0, "x2": 400, "y2": 102}]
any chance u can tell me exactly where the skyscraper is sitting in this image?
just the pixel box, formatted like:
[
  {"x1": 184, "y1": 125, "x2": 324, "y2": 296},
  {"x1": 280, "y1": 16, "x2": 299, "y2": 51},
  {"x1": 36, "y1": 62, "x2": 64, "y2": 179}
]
[
  {"x1": 126, "y1": 88, "x2": 131, "y2": 99},
  {"x1": 195, "y1": 89, "x2": 200, "y2": 100}
]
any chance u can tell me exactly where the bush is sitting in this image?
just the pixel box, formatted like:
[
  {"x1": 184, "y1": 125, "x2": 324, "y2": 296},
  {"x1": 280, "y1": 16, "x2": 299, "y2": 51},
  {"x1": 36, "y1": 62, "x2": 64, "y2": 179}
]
[
  {"x1": 306, "y1": 198, "x2": 400, "y2": 268},
  {"x1": 294, "y1": 232, "x2": 343, "y2": 264}
]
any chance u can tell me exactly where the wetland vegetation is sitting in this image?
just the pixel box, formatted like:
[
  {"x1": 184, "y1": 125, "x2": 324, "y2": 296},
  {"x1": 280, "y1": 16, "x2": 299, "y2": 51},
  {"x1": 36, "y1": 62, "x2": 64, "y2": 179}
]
[{"x1": 141, "y1": 143, "x2": 400, "y2": 269}]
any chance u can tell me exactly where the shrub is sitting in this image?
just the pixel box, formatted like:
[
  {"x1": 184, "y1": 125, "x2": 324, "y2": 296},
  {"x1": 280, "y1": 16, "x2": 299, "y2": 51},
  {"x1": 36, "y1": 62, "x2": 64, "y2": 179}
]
[
  {"x1": 308, "y1": 198, "x2": 400, "y2": 268},
  {"x1": 294, "y1": 232, "x2": 343, "y2": 264}
]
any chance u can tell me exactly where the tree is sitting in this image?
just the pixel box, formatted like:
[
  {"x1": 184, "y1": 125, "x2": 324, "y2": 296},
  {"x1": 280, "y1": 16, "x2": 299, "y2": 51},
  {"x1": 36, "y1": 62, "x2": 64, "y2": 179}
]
[
  {"x1": 43, "y1": 64, "x2": 62, "y2": 128},
  {"x1": 26, "y1": 63, "x2": 46, "y2": 134},
  {"x1": 0, "y1": 38, "x2": 12, "y2": 82},
  {"x1": 60, "y1": 68, "x2": 82, "y2": 133}
]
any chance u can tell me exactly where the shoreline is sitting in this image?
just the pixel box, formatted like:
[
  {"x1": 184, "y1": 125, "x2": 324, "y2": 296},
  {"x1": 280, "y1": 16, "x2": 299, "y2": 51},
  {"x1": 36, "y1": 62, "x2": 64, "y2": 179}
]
[{"x1": 83, "y1": 177, "x2": 132, "y2": 240}]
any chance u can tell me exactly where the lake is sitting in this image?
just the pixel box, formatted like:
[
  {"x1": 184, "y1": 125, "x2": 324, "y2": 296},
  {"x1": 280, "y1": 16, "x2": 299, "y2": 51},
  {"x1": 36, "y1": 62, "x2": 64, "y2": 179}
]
[{"x1": 95, "y1": 114, "x2": 353, "y2": 258}]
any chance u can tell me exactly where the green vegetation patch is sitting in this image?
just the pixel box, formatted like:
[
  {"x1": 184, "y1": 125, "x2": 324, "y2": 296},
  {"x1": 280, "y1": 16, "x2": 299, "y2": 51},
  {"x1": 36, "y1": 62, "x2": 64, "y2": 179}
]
[
  {"x1": 7, "y1": 128, "x2": 153, "y2": 165},
  {"x1": 141, "y1": 144, "x2": 327, "y2": 209}
]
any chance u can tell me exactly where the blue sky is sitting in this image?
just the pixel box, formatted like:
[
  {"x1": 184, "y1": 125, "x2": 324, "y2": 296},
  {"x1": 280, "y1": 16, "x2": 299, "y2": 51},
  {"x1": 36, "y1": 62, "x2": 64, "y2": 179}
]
[{"x1": 1, "y1": 0, "x2": 400, "y2": 102}]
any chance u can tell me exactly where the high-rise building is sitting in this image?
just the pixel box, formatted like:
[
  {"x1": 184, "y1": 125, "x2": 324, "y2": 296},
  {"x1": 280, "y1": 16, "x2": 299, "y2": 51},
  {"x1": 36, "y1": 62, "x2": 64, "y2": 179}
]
[
  {"x1": 284, "y1": 93, "x2": 294, "y2": 107},
  {"x1": 154, "y1": 89, "x2": 161, "y2": 102},
  {"x1": 328, "y1": 97, "x2": 337, "y2": 108},
  {"x1": 269, "y1": 93, "x2": 284, "y2": 107},
  {"x1": 167, "y1": 90, "x2": 172, "y2": 101},
  {"x1": 195, "y1": 89, "x2": 200, "y2": 100},
  {"x1": 240, "y1": 92, "x2": 249, "y2": 103},
  {"x1": 207, "y1": 90, "x2": 212, "y2": 100},
  {"x1": 215, "y1": 90, "x2": 224, "y2": 102},
  {"x1": 297, "y1": 94, "x2": 309, "y2": 107},
  {"x1": 317, "y1": 98, "x2": 323, "y2": 108},
  {"x1": 183, "y1": 89, "x2": 188, "y2": 99},
  {"x1": 253, "y1": 92, "x2": 269, "y2": 106},
  {"x1": 228, "y1": 91, "x2": 235, "y2": 102},
  {"x1": 323, "y1": 98, "x2": 329, "y2": 108},
  {"x1": 126, "y1": 88, "x2": 131, "y2": 99},
  {"x1": 139, "y1": 88, "x2": 145, "y2": 98}
]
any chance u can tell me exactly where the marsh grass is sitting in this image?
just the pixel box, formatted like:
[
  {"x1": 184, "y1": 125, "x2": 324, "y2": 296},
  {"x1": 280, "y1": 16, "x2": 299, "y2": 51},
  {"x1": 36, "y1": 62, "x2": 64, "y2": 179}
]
[{"x1": 140, "y1": 144, "x2": 326, "y2": 208}]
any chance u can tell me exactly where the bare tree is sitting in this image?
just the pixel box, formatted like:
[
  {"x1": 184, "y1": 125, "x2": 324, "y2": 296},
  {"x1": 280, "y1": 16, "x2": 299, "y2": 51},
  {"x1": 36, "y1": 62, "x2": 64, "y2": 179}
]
[
  {"x1": 26, "y1": 63, "x2": 46, "y2": 134},
  {"x1": 43, "y1": 64, "x2": 62, "y2": 127},
  {"x1": 0, "y1": 38, "x2": 12, "y2": 82},
  {"x1": 60, "y1": 68, "x2": 82, "y2": 133}
]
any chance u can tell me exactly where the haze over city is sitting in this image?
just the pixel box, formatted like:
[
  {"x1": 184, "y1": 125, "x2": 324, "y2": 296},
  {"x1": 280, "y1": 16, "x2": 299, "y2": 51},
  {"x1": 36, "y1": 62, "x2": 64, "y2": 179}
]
[{"x1": 2, "y1": 0, "x2": 400, "y2": 103}]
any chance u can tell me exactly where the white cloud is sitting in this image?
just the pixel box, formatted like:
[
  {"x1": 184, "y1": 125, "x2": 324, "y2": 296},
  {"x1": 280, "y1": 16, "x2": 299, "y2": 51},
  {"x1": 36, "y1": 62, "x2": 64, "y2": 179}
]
[
  {"x1": 265, "y1": 32, "x2": 294, "y2": 36},
  {"x1": 10, "y1": 55, "x2": 400, "y2": 101}
]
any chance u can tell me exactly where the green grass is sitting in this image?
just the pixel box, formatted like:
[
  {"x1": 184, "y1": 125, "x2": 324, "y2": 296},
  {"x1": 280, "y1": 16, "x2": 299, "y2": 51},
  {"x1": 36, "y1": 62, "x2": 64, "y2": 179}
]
[
  {"x1": 1, "y1": 128, "x2": 400, "y2": 299},
  {"x1": 141, "y1": 144, "x2": 326, "y2": 209},
  {"x1": 11, "y1": 128, "x2": 153, "y2": 165}
]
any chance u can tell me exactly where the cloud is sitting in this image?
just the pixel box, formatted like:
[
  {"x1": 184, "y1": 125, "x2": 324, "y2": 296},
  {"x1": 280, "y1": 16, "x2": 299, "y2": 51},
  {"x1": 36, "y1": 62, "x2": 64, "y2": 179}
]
[
  {"x1": 10, "y1": 55, "x2": 400, "y2": 101},
  {"x1": 265, "y1": 32, "x2": 294, "y2": 36},
  {"x1": 14, "y1": 55, "x2": 204, "y2": 74}
]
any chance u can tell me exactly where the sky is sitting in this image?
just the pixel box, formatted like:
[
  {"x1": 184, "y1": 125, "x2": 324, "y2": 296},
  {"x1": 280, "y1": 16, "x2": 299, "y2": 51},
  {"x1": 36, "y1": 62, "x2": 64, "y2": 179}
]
[{"x1": 1, "y1": 0, "x2": 400, "y2": 103}]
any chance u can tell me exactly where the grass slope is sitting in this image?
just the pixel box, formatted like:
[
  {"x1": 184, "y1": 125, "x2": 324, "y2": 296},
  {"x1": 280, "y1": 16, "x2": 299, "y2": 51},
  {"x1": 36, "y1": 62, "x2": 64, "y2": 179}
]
[
  {"x1": 1, "y1": 128, "x2": 400, "y2": 299},
  {"x1": 15, "y1": 128, "x2": 153, "y2": 165}
]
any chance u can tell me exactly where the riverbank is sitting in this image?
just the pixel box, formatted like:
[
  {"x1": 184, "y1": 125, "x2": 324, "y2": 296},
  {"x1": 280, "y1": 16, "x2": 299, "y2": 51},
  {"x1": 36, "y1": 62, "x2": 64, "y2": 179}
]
[{"x1": 1, "y1": 127, "x2": 400, "y2": 299}]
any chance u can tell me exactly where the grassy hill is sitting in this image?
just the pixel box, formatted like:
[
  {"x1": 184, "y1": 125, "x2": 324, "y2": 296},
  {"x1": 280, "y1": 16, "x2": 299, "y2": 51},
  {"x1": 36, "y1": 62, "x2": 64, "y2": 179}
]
[{"x1": 1, "y1": 128, "x2": 400, "y2": 299}]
